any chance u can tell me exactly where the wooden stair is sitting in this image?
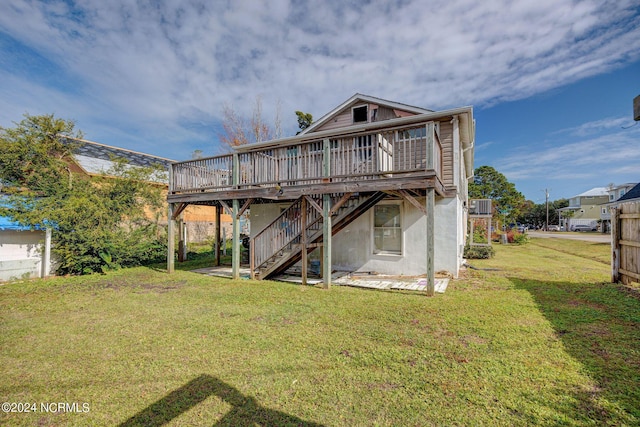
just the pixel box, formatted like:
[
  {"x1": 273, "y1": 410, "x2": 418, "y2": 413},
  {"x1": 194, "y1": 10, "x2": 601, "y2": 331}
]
[{"x1": 251, "y1": 192, "x2": 386, "y2": 280}]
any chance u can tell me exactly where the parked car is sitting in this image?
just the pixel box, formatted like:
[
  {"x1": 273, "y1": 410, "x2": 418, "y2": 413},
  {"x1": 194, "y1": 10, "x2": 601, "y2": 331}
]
[
  {"x1": 547, "y1": 225, "x2": 561, "y2": 231},
  {"x1": 571, "y1": 224, "x2": 597, "y2": 232}
]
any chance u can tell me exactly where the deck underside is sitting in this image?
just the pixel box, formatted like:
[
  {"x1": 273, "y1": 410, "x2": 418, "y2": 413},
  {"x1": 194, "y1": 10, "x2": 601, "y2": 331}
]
[{"x1": 168, "y1": 172, "x2": 451, "y2": 205}]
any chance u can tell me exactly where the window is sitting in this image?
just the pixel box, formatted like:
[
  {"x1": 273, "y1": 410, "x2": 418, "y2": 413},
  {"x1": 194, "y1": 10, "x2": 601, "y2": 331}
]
[
  {"x1": 352, "y1": 105, "x2": 368, "y2": 123},
  {"x1": 609, "y1": 194, "x2": 615, "y2": 201},
  {"x1": 308, "y1": 139, "x2": 338, "y2": 152},
  {"x1": 373, "y1": 204, "x2": 402, "y2": 255},
  {"x1": 355, "y1": 134, "x2": 373, "y2": 161},
  {"x1": 398, "y1": 127, "x2": 427, "y2": 139}
]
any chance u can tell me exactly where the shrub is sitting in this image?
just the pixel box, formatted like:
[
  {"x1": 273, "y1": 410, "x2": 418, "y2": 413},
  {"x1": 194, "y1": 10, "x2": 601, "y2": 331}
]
[
  {"x1": 512, "y1": 232, "x2": 530, "y2": 245},
  {"x1": 0, "y1": 115, "x2": 167, "y2": 275},
  {"x1": 472, "y1": 223, "x2": 489, "y2": 244},
  {"x1": 464, "y1": 245, "x2": 495, "y2": 259}
]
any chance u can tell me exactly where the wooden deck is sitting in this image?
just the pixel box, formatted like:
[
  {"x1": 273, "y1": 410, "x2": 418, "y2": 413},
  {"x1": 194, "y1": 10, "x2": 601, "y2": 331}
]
[
  {"x1": 167, "y1": 114, "x2": 456, "y2": 295},
  {"x1": 168, "y1": 117, "x2": 446, "y2": 203}
]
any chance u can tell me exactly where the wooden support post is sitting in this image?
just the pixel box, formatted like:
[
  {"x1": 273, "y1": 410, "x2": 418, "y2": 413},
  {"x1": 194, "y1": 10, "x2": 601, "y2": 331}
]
[
  {"x1": 231, "y1": 153, "x2": 240, "y2": 280},
  {"x1": 301, "y1": 196, "x2": 308, "y2": 285},
  {"x1": 426, "y1": 122, "x2": 435, "y2": 170},
  {"x1": 215, "y1": 206, "x2": 221, "y2": 266},
  {"x1": 178, "y1": 219, "x2": 187, "y2": 262},
  {"x1": 250, "y1": 238, "x2": 255, "y2": 280},
  {"x1": 167, "y1": 203, "x2": 175, "y2": 273},
  {"x1": 232, "y1": 199, "x2": 240, "y2": 279},
  {"x1": 322, "y1": 194, "x2": 332, "y2": 289},
  {"x1": 426, "y1": 188, "x2": 435, "y2": 296},
  {"x1": 424, "y1": 122, "x2": 436, "y2": 295},
  {"x1": 167, "y1": 165, "x2": 175, "y2": 274},
  {"x1": 322, "y1": 138, "x2": 332, "y2": 289},
  {"x1": 611, "y1": 207, "x2": 620, "y2": 283}
]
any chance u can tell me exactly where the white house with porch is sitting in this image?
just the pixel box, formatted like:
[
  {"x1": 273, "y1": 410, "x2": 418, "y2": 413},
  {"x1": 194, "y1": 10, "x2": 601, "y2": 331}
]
[{"x1": 167, "y1": 94, "x2": 475, "y2": 295}]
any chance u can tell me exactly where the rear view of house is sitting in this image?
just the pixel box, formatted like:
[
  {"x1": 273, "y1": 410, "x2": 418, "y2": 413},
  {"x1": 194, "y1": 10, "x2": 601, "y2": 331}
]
[{"x1": 167, "y1": 94, "x2": 475, "y2": 294}]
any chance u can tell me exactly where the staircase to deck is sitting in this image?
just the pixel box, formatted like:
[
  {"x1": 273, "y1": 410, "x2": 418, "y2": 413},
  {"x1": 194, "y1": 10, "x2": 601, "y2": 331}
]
[{"x1": 251, "y1": 192, "x2": 386, "y2": 280}]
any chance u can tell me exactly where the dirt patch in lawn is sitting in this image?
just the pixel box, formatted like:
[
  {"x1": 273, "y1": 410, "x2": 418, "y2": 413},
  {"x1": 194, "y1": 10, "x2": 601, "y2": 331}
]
[{"x1": 88, "y1": 277, "x2": 186, "y2": 293}]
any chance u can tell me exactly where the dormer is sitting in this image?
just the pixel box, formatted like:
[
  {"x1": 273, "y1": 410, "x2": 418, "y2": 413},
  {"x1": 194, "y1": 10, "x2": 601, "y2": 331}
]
[{"x1": 300, "y1": 93, "x2": 433, "y2": 134}]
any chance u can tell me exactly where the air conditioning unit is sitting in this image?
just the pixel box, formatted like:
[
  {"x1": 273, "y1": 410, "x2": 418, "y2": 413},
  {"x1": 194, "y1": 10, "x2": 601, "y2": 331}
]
[{"x1": 468, "y1": 200, "x2": 477, "y2": 215}]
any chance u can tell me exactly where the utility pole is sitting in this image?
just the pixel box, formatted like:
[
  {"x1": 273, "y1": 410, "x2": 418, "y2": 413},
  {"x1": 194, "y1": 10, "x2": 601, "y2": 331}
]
[{"x1": 545, "y1": 188, "x2": 549, "y2": 231}]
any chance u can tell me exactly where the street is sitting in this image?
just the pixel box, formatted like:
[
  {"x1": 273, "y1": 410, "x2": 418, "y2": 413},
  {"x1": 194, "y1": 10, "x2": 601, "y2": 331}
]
[{"x1": 528, "y1": 230, "x2": 611, "y2": 243}]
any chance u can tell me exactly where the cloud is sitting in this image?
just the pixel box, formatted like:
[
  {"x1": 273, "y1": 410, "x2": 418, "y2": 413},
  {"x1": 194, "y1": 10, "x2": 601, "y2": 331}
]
[
  {"x1": 497, "y1": 125, "x2": 640, "y2": 183},
  {"x1": 475, "y1": 141, "x2": 495, "y2": 151},
  {"x1": 0, "y1": 0, "x2": 639, "y2": 159},
  {"x1": 555, "y1": 117, "x2": 633, "y2": 137}
]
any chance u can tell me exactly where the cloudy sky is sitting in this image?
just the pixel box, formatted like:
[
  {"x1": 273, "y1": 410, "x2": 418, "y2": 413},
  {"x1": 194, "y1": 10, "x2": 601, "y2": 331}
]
[{"x1": 1, "y1": 0, "x2": 639, "y2": 202}]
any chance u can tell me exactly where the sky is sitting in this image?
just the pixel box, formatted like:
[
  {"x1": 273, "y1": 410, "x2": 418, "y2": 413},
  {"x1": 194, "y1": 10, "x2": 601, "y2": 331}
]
[{"x1": 0, "y1": 0, "x2": 639, "y2": 203}]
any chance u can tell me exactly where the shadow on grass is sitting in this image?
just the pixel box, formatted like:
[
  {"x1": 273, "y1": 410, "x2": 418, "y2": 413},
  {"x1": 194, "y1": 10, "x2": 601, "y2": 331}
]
[
  {"x1": 119, "y1": 374, "x2": 324, "y2": 427},
  {"x1": 511, "y1": 277, "x2": 640, "y2": 424}
]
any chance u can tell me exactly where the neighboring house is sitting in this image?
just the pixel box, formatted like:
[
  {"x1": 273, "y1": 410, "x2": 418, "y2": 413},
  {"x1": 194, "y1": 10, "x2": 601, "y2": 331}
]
[
  {"x1": 600, "y1": 183, "x2": 638, "y2": 231},
  {"x1": 606, "y1": 183, "x2": 637, "y2": 203},
  {"x1": 167, "y1": 94, "x2": 475, "y2": 293},
  {"x1": 558, "y1": 187, "x2": 609, "y2": 231},
  {"x1": 61, "y1": 137, "x2": 232, "y2": 242},
  {"x1": 0, "y1": 214, "x2": 52, "y2": 281},
  {"x1": 615, "y1": 182, "x2": 640, "y2": 203}
]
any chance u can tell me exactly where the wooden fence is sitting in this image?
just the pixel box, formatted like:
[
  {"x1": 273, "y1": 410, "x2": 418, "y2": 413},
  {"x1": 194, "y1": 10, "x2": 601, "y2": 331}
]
[{"x1": 611, "y1": 201, "x2": 640, "y2": 285}]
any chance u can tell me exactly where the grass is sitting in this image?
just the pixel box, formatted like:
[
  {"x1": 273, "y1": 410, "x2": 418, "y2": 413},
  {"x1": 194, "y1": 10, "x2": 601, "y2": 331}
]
[
  {"x1": 528, "y1": 238, "x2": 611, "y2": 265},
  {"x1": 1, "y1": 238, "x2": 638, "y2": 426}
]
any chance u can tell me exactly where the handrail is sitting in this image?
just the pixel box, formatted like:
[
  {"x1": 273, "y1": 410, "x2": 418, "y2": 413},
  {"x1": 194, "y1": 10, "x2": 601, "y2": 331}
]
[
  {"x1": 171, "y1": 120, "x2": 442, "y2": 194},
  {"x1": 251, "y1": 196, "x2": 323, "y2": 271}
]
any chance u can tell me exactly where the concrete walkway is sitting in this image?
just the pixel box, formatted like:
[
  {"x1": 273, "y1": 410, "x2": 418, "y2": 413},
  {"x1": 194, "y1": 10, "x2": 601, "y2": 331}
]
[{"x1": 191, "y1": 266, "x2": 448, "y2": 293}]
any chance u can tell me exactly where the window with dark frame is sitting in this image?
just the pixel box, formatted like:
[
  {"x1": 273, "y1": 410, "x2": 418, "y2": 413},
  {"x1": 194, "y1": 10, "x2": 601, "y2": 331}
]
[{"x1": 353, "y1": 105, "x2": 368, "y2": 123}]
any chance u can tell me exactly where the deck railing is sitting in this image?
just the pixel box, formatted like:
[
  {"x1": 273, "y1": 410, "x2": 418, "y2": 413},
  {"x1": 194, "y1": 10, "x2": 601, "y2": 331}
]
[
  {"x1": 170, "y1": 120, "x2": 443, "y2": 194},
  {"x1": 251, "y1": 196, "x2": 323, "y2": 272}
]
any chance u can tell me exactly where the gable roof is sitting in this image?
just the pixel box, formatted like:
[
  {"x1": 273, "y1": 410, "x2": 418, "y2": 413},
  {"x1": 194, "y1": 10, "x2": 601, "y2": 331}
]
[
  {"x1": 573, "y1": 187, "x2": 609, "y2": 198},
  {"x1": 617, "y1": 182, "x2": 640, "y2": 202},
  {"x1": 299, "y1": 93, "x2": 433, "y2": 135}
]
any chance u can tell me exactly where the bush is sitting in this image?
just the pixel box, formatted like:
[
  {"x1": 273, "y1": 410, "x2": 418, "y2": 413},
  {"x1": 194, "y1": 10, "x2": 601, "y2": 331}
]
[
  {"x1": 0, "y1": 114, "x2": 167, "y2": 275},
  {"x1": 472, "y1": 223, "x2": 489, "y2": 244},
  {"x1": 464, "y1": 245, "x2": 495, "y2": 259},
  {"x1": 512, "y1": 232, "x2": 530, "y2": 245}
]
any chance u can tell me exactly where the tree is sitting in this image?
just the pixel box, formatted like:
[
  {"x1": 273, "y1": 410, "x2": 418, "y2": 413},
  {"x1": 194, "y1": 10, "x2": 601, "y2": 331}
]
[
  {"x1": 468, "y1": 166, "x2": 525, "y2": 228},
  {"x1": 295, "y1": 111, "x2": 313, "y2": 132},
  {"x1": 219, "y1": 97, "x2": 312, "y2": 148},
  {"x1": 0, "y1": 114, "x2": 166, "y2": 275},
  {"x1": 219, "y1": 96, "x2": 282, "y2": 148},
  {"x1": 0, "y1": 114, "x2": 82, "y2": 196},
  {"x1": 516, "y1": 198, "x2": 568, "y2": 228}
]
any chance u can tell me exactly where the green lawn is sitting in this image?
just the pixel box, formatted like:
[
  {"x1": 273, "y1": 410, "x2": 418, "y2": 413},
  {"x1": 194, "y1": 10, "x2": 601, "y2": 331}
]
[{"x1": 1, "y1": 238, "x2": 638, "y2": 426}]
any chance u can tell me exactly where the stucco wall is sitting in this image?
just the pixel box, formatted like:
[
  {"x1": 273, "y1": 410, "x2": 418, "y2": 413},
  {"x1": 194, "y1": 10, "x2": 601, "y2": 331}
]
[
  {"x1": 332, "y1": 197, "x2": 462, "y2": 277},
  {"x1": 250, "y1": 195, "x2": 464, "y2": 278},
  {"x1": 250, "y1": 203, "x2": 284, "y2": 239}
]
